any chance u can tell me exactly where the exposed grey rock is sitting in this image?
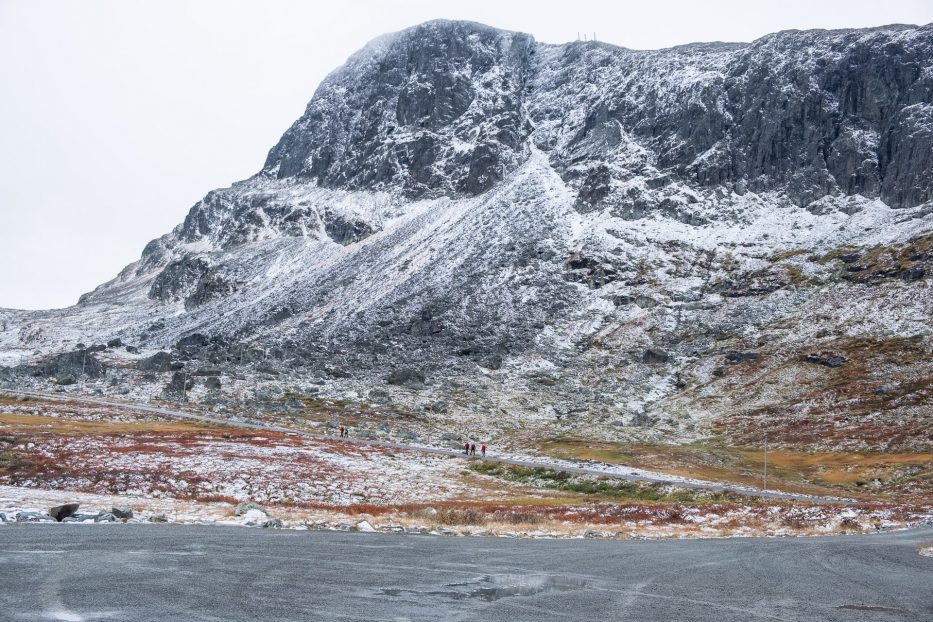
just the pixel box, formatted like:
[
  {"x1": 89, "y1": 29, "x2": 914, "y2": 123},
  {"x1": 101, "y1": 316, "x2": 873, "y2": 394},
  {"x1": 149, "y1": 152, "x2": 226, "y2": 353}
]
[
  {"x1": 95, "y1": 512, "x2": 117, "y2": 523},
  {"x1": 387, "y1": 368, "x2": 426, "y2": 389},
  {"x1": 805, "y1": 353, "x2": 846, "y2": 368},
  {"x1": 262, "y1": 518, "x2": 284, "y2": 529},
  {"x1": 111, "y1": 506, "x2": 134, "y2": 519},
  {"x1": 163, "y1": 371, "x2": 194, "y2": 398},
  {"x1": 137, "y1": 351, "x2": 173, "y2": 372},
  {"x1": 726, "y1": 352, "x2": 759, "y2": 364},
  {"x1": 235, "y1": 501, "x2": 265, "y2": 516},
  {"x1": 62, "y1": 513, "x2": 101, "y2": 523},
  {"x1": 264, "y1": 21, "x2": 533, "y2": 199},
  {"x1": 368, "y1": 389, "x2": 390, "y2": 404},
  {"x1": 642, "y1": 349, "x2": 670, "y2": 365},
  {"x1": 478, "y1": 355, "x2": 502, "y2": 370},
  {"x1": 176, "y1": 333, "x2": 210, "y2": 349},
  {"x1": 49, "y1": 503, "x2": 80, "y2": 522},
  {"x1": 28, "y1": 350, "x2": 106, "y2": 381},
  {"x1": 15, "y1": 511, "x2": 54, "y2": 523}
]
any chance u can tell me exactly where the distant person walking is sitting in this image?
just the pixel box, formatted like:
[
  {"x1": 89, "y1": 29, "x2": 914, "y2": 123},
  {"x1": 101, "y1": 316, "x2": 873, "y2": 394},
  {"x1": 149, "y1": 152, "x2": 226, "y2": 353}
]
[
  {"x1": 470, "y1": 443, "x2": 476, "y2": 456},
  {"x1": 339, "y1": 426, "x2": 344, "y2": 438},
  {"x1": 464, "y1": 442, "x2": 470, "y2": 455},
  {"x1": 481, "y1": 444, "x2": 486, "y2": 457}
]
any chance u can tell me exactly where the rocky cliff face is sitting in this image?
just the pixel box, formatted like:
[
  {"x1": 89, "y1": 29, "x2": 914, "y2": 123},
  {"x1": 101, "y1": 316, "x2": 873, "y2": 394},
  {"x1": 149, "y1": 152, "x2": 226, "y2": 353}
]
[
  {"x1": 2, "y1": 20, "x2": 931, "y2": 450},
  {"x1": 261, "y1": 21, "x2": 933, "y2": 209}
]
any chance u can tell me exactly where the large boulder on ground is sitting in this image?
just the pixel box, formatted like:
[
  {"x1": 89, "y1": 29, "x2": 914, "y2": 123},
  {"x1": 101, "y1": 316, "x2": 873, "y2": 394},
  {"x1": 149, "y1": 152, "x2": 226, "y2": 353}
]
[
  {"x1": 386, "y1": 368, "x2": 426, "y2": 389},
  {"x1": 111, "y1": 506, "x2": 134, "y2": 519},
  {"x1": 15, "y1": 511, "x2": 54, "y2": 523},
  {"x1": 642, "y1": 349, "x2": 670, "y2": 364},
  {"x1": 137, "y1": 351, "x2": 174, "y2": 372},
  {"x1": 176, "y1": 333, "x2": 210, "y2": 349},
  {"x1": 33, "y1": 350, "x2": 106, "y2": 381},
  {"x1": 235, "y1": 501, "x2": 265, "y2": 516},
  {"x1": 49, "y1": 503, "x2": 80, "y2": 522},
  {"x1": 162, "y1": 372, "x2": 194, "y2": 401},
  {"x1": 805, "y1": 352, "x2": 846, "y2": 368}
]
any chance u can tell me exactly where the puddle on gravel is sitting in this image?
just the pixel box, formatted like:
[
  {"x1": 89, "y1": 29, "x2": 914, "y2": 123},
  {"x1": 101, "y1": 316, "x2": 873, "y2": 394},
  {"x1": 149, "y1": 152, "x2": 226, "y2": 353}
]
[{"x1": 378, "y1": 574, "x2": 586, "y2": 602}]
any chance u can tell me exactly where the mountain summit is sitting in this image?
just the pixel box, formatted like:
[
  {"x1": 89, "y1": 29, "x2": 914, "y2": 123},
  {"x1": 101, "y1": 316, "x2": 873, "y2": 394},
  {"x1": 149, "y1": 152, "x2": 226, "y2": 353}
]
[{"x1": 2, "y1": 20, "x2": 931, "y2": 449}]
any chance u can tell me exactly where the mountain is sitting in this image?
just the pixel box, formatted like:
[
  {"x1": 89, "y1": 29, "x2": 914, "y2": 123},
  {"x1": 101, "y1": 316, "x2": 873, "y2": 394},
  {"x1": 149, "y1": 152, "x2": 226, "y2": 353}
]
[{"x1": 2, "y1": 20, "x2": 931, "y2": 453}]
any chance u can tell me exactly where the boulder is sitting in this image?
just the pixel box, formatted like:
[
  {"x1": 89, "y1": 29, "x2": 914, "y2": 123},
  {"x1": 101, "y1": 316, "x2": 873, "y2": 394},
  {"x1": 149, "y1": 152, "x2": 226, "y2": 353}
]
[
  {"x1": 49, "y1": 503, "x2": 80, "y2": 522},
  {"x1": 16, "y1": 511, "x2": 54, "y2": 523},
  {"x1": 176, "y1": 333, "x2": 210, "y2": 349},
  {"x1": 107, "y1": 338, "x2": 123, "y2": 348},
  {"x1": 356, "y1": 520, "x2": 376, "y2": 533},
  {"x1": 163, "y1": 371, "x2": 194, "y2": 397},
  {"x1": 262, "y1": 519, "x2": 284, "y2": 529},
  {"x1": 368, "y1": 389, "x2": 390, "y2": 404},
  {"x1": 34, "y1": 350, "x2": 106, "y2": 380},
  {"x1": 478, "y1": 354, "x2": 502, "y2": 370},
  {"x1": 804, "y1": 353, "x2": 846, "y2": 368},
  {"x1": 137, "y1": 351, "x2": 174, "y2": 372},
  {"x1": 95, "y1": 513, "x2": 117, "y2": 523},
  {"x1": 386, "y1": 368, "x2": 426, "y2": 389},
  {"x1": 235, "y1": 501, "x2": 265, "y2": 516},
  {"x1": 62, "y1": 513, "x2": 100, "y2": 523},
  {"x1": 642, "y1": 349, "x2": 670, "y2": 364},
  {"x1": 111, "y1": 506, "x2": 134, "y2": 519},
  {"x1": 726, "y1": 351, "x2": 759, "y2": 363}
]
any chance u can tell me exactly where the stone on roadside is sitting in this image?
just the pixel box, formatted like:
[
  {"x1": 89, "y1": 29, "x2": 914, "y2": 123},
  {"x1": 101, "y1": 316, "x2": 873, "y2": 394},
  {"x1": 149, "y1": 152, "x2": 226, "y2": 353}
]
[
  {"x1": 356, "y1": 520, "x2": 376, "y2": 532},
  {"x1": 111, "y1": 506, "x2": 134, "y2": 519},
  {"x1": 235, "y1": 501, "x2": 265, "y2": 516},
  {"x1": 63, "y1": 513, "x2": 99, "y2": 523},
  {"x1": 241, "y1": 509, "x2": 268, "y2": 525},
  {"x1": 49, "y1": 503, "x2": 80, "y2": 522},
  {"x1": 15, "y1": 511, "x2": 54, "y2": 523},
  {"x1": 262, "y1": 518, "x2": 284, "y2": 529}
]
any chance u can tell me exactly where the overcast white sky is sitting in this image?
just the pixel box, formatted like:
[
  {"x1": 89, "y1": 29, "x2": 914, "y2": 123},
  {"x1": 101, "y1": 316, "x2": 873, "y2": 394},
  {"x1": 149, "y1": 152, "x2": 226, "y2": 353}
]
[{"x1": 1, "y1": 0, "x2": 931, "y2": 309}]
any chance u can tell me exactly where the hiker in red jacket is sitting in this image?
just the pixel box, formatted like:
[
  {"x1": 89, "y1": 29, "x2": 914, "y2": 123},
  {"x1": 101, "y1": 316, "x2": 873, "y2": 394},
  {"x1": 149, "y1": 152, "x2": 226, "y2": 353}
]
[
  {"x1": 339, "y1": 426, "x2": 344, "y2": 438},
  {"x1": 464, "y1": 442, "x2": 470, "y2": 455},
  {"x1": 481, "y1": 444, "x2": 486, "y2": 457}
]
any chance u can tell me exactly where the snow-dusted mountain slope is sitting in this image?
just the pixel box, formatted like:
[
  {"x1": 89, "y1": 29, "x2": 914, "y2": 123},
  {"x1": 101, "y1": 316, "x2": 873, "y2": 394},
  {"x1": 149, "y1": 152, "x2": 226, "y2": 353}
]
[{"x1": 2, "y1": 20, "x2": 931, "y2": 448}]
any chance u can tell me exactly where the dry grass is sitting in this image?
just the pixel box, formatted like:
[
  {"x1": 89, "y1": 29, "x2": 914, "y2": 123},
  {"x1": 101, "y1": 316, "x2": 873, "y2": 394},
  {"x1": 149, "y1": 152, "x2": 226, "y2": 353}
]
[
  {"x1": 538, "y1": 436, "x2": 933, "y2": 500},
  {"x1": 0, "y1": 412, "x2": 216, "y2": 435}
]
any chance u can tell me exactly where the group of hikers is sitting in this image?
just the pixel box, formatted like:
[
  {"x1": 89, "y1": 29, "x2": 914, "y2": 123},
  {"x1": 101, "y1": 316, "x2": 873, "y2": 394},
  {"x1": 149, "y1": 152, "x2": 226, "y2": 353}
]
[
  {"x1": 335, "y1": 424, "x2": 487, "y2": 458},
  {"x1": 464, "y1": 442, "x2": 486, "y2": 457}
]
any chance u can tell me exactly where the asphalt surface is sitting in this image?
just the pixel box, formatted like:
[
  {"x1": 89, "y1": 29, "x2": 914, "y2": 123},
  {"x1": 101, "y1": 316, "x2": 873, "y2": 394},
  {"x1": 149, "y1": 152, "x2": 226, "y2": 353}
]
[
  {"x1": 2, "y1": 389, "x2": 848, "y2": 503},
  {"x1": 1, "y1": 525, "x2": 931, "y2": 621}
]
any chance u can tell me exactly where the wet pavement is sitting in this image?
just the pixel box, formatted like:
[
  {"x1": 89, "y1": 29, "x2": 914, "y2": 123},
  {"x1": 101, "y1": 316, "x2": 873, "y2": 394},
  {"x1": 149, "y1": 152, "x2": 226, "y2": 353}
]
[{"x1": 1, "y1": 524, "x2": 932, "y2": 621}]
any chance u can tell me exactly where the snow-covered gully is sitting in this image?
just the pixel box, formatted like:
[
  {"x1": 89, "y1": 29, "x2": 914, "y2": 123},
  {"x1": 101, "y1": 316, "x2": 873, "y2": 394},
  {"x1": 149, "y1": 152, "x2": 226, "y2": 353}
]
[{"x1": 2, "y1": 389, "x2": 852, "y2": 504}]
